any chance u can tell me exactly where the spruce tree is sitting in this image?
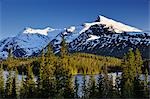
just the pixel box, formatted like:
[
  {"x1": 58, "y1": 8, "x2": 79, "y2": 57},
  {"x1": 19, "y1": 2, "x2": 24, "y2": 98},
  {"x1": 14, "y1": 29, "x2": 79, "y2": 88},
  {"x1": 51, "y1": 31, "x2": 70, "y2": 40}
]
[
  {"x1": 7, "y1": 49, "x2": 14, "y2": 68},
  {"x1": 133, "y1": 76, "x2": 143, "y2": 98},
  {"x1": 88, "y1": 75, "x2": 97, "y2": 98},
  {"x1": 60, "y1": 35, "x2": 68, "y2": 58},
  {"x1": 144, "y1": 69, "x2": 149, "y2": 98},
  {"x1": 81, "y1": 75, "x2": 88, "y2": 98},
  {"x1": 5, "y1": 69, "x2": 13, "y2": 98},
  {"x1": 41, "y1": 44, "x2": 56, "y2": 98},
  {"x1": 128, "y1": 49, "x2": 136, "y2": 78},
  {"x1": 74, "y1": 75, "x2": 79, "y2": 98},
  {"x1": 24, "y1": 64, "x2": 36, "y2": 98},
  {"x1": 121, "y1": 49, "x2": 137, "y2": 98},
  {"x1": 135, "y1": 48, "x2": 143, "y2": 77},
  {"x1": 11, "y1": 68, "x2": 19, "y2": 98},
  {"x1": 123, "y1": 78, "x2": 134, "y2": 97},
  {"x1": 107, "y1": 74, "x2": 115, "y2": 98},
  {"x1": 133, "y1": 49, "x2": 143, "y2": 98},
  {"x1": 19, "y1": 72, "x2": 26, "y2": 98},
  {"x1": 0, "y1": 63, "x2": 4, "y2": 98},
  {"x1": 54, "y1": 58, "x2": 74, "y2": 98},
  {"x1": 54, "y1": 36, "x2": 74, "y2": 98},
  {"x1": 97, "y1": 73, "x2": 104, "y2": 98},
  {"x1": 37, "y1": 49, "x2": 44, "y2": 97},
  {"x1": 12, "y1": 75, "x2": 17, "y2": 98},
  {"x1": 63, "y1": 70, "x2": 74, "y2": 98},
  {"x1": 115, "y1": 72, "x2": 121, "y2": 97},
  {"x1": 97, "y1": 65, "x2": 114, "y2": 98},
  {"x1": 54, "y1": 59, "x2": 65, "y2": 97},
  {"x1": 133, "y1": 48, "x2": 143, "y2": 98},
  {"x1": 101, "y1": 64, "x2": 110, "y2": 98}
]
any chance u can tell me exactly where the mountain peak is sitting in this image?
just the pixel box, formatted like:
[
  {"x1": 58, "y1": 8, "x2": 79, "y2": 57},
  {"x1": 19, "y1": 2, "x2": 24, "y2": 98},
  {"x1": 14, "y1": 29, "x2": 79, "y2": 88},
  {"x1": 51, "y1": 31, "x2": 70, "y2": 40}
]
[
  {"x1": 97, "y1": 15, "x2": 142, "y2": 33},
  {"x1": 23, "y1": 27, "x2": 55, "y2": 35}
]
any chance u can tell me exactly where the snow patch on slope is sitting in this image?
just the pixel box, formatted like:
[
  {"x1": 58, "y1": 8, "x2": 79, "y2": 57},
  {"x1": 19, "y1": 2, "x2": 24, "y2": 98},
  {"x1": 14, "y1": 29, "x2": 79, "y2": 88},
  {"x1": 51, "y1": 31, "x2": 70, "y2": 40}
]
[
  {"x1": 23, "y1": 27, "x2": 55, "y2": 35},
  {"x1": 87, "y1": 35, "x2": 100, "y2": 41},
  {"x1": 66, "y1": 26, "x2": 76, "y2": 33},
  {"x1": 79, "y1": 22, "x2": 101, "y2": 34},
  {"x1": 98, "y1": 15, "x2": 142, "y2": 33}
]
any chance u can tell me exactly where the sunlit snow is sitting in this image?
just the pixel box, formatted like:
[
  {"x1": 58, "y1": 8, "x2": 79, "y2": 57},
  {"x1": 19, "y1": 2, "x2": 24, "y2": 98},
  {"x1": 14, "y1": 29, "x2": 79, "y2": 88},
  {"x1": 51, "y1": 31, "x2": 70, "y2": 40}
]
[
  {"x1": 87, "y1": 35, "x2": 100, "y2": 41},
  {"x1": 66, "y1": 26, "x2": 76, "y2": 33},
  {"x1": 99, "y1": 15, "x2": 142, "y2": 33},
  {"x1": 23, "y1": 27, "x2": 55, "y2": 35}
]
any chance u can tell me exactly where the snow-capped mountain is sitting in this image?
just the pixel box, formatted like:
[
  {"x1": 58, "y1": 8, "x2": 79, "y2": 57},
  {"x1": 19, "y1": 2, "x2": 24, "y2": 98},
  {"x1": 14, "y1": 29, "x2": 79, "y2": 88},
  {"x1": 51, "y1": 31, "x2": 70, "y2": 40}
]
[
  {"x1": 50, "y1": 15, "x2": 149, "y2": 58},
  {"x1": 0, "y1": 27, "x2": 61, "y2": 59},
  {"x1": 0, "y1": 15, "x2": 149, "y2": 59}
]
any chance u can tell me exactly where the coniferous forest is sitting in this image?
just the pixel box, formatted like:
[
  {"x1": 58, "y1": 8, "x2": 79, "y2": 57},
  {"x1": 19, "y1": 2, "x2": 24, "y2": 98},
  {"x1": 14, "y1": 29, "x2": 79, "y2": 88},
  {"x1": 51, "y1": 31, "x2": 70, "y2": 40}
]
[{"x1": 0, "y1": 36, "x2": 149, "y2": 98}]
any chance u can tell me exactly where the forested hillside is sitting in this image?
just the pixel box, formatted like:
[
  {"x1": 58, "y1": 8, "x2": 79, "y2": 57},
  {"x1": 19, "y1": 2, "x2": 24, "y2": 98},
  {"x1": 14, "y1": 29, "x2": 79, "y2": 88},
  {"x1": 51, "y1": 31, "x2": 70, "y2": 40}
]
[{"x1": 0, "y1": 36, "x2": 149, "y2": 98}]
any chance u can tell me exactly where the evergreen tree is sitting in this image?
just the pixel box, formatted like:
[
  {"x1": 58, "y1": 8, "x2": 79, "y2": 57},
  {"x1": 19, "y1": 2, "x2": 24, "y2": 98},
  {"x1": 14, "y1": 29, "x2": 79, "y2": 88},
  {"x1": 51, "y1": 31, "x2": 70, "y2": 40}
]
[
  {"x1": 6, "y1": 49, "x2": 14, "y2": 68},
  {"x1": 101, "y1": 64, "x2": 110, "y2": 98},
  {"x1": 97, "y1": 65, "x2": 114, "y2": 98},
  {"x1": 88, "y1": 75, "x2": 97, "y2": 98},
  {"x1": 60, "y1": 35, "x2": 68, "y2": 58},
  {"x1": 123, "y1": 78, "x2": 134, "y2": 97},
  {"x1": 97, "y1": 73, "x2": 104, "y2": 98},
  {"x1": 24, "y1": 64, "x2": 36, "y2": 98},
  {"x1": 133, "y1": 76, "x2": 143, "y2": 98},
  {"x1": 12, "y1": 75, "x2": 17, "y2": 98},
  {"x1": 107, "y1": 74, "x2": 115, "y2": 98},
  {"x1": 81, "y1": 75, "x2": 88, "y2": 98},
  {"x1": 8, "y1": 48, "x2": 13, "y2": 58},
  {"x1": 54, "y1": 60, "x2": 65, "y2": 97},
  {"x1": 19, "y1": 72, "x2": 26, "y2": 98},
  {"x1": 135, "y1": 48, "x2": 143, "y2": 77},
  {"x1": 53, "y1": 36, "x2": 74, "y2": 98},
  {"x1": 63, "y1": 69, "x2": 74, "y2": 98},
  {"x1": 37, "y1": 50, "x2": 44, "y2": 97},
  {"x1": 41, "y1": 44, "x2": 56, "y2": 98},
  {"x1": 0, "y1": 63, "x2": 4, "y2": 98},
  {"x1": 11, "y1": 68, "x2": 19, "y2": 98},
  {"x1": 115, "y1": 72, "x2": 121, "y2": 97},
  {"x1": 128, "y1": 49, "x2": 136, "y2": 78},
  {"x1": 144, "y1": 69, "x2": 149, "y2": 98},
  {"x1": 74, "y1": 76, "x2": 79, "y2": 98},
  {"x1": 54, "y1": 58, "x2": 74, "y2": 98},
  {"x1": 5, "y1": 69, "x2": 13, "y2": 98},
  {"x1": 133, "y1": 48, "x2": 143, "y2": 98},
  {"x1": 121, "y1": 49, "x2": 137, "y2": 98}
]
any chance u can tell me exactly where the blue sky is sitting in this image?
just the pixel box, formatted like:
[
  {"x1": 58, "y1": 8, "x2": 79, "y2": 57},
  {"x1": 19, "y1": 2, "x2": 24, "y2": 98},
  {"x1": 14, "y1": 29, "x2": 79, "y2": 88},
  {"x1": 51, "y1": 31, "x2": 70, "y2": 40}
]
[{"x1": 0, "y1": 0, "x2": 149, "y2": 40}]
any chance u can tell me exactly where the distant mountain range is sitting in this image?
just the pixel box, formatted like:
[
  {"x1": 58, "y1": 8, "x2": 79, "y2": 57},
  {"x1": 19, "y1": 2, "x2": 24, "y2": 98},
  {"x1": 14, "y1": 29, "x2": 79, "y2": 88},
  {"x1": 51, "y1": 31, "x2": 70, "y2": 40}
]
[{"x1": 0, "y1": 15, "x2": 149, "y2": 59}]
